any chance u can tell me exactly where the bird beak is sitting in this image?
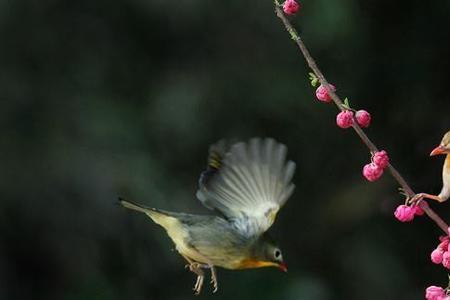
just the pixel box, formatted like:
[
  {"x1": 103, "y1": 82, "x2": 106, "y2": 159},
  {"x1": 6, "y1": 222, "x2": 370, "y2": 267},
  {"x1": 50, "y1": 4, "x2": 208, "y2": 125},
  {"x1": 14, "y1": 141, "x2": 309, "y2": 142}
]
[
  {"x1": 278, "y1": 262, "x2": 288, "y2": 272},
  {"x1": 430, "y1": 145, "x2": 447, "y2": 156}
]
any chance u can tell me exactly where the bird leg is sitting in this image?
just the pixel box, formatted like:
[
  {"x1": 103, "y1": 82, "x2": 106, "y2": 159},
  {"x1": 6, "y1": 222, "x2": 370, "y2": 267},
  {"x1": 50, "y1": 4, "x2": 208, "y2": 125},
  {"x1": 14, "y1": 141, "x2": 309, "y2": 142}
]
[
  {"x1": 181, "y1": 255, "x2": 218, "y2": 294},
  {"x1": 209, "y1": 264, "x2": 218, "y2": 293},
  {"x1": 409, "y1": 193, "x2": 444, "y2": 204},
  {"x1": 182, "y1": 256, "x2": 207, "y2": 295},
  {"x1": 188, "y1": 263, "x2": 205, "y2": 295}
]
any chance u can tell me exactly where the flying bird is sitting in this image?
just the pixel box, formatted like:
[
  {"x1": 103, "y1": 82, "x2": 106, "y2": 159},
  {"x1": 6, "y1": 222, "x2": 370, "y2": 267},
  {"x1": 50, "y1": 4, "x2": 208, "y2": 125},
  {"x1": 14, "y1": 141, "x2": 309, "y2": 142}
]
[
  {"x1": 412, "y1": 130, "x2": 450, "y2": 203},
  {"x1": 119, "y1": 138, "x2": 296, "y2": 295}
]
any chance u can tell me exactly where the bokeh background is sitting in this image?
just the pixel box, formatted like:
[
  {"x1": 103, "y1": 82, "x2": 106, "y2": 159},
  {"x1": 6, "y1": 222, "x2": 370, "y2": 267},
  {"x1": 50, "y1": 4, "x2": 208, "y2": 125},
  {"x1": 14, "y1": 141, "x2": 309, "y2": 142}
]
[{"x1": 1, "y1": 0, "x2": 450, "y2": 299}]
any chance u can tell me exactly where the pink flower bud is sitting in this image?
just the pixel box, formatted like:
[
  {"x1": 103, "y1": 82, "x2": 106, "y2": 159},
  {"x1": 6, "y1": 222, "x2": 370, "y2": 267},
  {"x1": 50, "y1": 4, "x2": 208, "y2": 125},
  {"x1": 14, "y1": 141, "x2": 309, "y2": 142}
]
[
  {"x1": 439, "y1": 236, "x2": 450, "y2": 243},
  {"x1": 355, "y1": 110, "x2": 371, "y2": 128},
  {"x1": 315, "y1": 84, "x2": 336, "y2": 102},
  {"x1": 426, "y1": 286, "x2": 446, "y2": 300},
  {"x1": 336, "y1": 110, "x2": 354, "y2": 129},
  {"x1": 443, "y1": 251, "x2": 450, "y2": 269},
  {"x1": 438, "y1": 238, "x2": 450, "y2": 251},
  {"x1": 362, "y1": 163, "x2": 384, "y2": 182},
  {"x1": 372, "y1": 150, "x2": 390, "y2": 169},
  {"x1": 283, "y1": 0, "x2": 300, "y2": 15},
  {"x1": 414, "y1": 204, "x2": 425, "y2": 216},
  {"x1": 394, "y1": 204, "x2": 415, "y2": 222},
  {"x1": 431, "y1": 248, "x2": 444, "y2": 264}
]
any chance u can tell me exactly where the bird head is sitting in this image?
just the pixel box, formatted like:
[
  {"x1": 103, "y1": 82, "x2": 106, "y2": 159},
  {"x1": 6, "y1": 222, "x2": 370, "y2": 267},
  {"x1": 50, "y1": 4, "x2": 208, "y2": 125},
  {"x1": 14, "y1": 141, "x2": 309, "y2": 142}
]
[
  {"x1": 430, "y1": 131, "x2": 450, "y2": 156},
  {"x1": 245, "y1": 234, "x2": 288, "y2": 272}
]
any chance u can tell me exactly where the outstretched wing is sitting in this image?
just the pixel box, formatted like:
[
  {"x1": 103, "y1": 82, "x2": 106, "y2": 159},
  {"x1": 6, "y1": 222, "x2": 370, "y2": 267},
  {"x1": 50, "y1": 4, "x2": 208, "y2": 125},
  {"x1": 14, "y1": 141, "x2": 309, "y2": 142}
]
[{"x1": 196, "y1": 138, "x2": 296, "y2": 237}]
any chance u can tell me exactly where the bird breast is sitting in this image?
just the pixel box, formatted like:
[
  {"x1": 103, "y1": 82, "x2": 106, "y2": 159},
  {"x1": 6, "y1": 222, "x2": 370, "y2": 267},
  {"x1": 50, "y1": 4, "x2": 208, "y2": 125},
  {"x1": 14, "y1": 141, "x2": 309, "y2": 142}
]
[
  {"x1": 444, "y1": 154, "x2": 450, "y2": 181},
  {"x1": 440, "y1": 154, "x2": 450, "y2": 201}
]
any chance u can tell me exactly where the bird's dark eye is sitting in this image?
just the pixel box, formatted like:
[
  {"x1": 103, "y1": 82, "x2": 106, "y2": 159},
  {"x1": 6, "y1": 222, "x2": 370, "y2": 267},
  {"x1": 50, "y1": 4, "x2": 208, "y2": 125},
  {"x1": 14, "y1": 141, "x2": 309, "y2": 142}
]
[{"x1": 274, "y1": 249, "x2": 281, "y2": 258}]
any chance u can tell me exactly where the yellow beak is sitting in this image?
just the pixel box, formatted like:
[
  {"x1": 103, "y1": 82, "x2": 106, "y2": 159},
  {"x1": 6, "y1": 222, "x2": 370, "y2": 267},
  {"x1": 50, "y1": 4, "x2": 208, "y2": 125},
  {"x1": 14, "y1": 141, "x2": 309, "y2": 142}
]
[{"x1": 237, "y1": 259, "x2": 288, "y2": 272}]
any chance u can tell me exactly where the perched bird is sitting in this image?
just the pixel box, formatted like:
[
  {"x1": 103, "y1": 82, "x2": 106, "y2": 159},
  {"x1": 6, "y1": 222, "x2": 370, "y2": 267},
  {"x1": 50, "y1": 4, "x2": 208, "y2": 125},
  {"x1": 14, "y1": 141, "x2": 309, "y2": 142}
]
[
  {"x1": 119, "y1": 138, "x2": 296, "y2": 295},
  {"x1": 412, "y1": 130, "x2": 450, "y2": 203}
]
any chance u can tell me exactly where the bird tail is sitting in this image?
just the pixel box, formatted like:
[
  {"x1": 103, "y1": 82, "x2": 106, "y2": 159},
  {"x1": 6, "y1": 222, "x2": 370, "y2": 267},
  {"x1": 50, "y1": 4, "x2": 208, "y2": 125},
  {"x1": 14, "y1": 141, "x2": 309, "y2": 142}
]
[{"x1": 118, "y1": 197, "x2": 177, "y2": 229}]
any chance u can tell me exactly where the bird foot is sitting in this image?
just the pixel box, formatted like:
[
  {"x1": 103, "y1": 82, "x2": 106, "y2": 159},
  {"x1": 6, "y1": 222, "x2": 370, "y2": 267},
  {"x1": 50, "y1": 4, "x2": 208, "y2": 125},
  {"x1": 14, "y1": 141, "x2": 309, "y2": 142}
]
[
  {"x1": 193, "y1": 273, "x2": 204, "y2": 295},
  {"x1": 185, "y1": 262, "x2": 218, "y2": 294},
  {"x1": 408, "y1": 193, "x2": 443, "y2": 205},
  {"x1": 185, "y1": 262, "x2": 207, "y2": 295},
  {"x1": 407, "y1": 193, "x2": 424, "y2": 205},
  {"x1": 210, "y1": 265, "x2": 218, "y2": 293}
]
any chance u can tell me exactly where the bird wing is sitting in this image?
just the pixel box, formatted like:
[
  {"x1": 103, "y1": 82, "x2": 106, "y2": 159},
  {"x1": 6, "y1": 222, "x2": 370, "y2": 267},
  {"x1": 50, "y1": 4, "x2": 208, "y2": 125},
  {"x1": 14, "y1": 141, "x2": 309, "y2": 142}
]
[{"x1": 196, "y1": 138, "x2": 296, "y2": 237}]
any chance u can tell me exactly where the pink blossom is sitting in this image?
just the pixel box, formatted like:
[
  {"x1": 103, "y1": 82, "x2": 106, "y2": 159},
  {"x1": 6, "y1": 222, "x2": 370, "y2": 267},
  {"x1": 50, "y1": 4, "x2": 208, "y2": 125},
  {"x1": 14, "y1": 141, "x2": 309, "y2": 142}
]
[
  {"x1": 362, "y1": 163, "x2": 384, "y2": 182},
  {"x1": 439, "y1": 236, "x2": 450, "y2": 244},
  {"x1": 372, "y1": 150, "x2": 390, "y2": 169},
  {"x1": 336, "y1": 110, "x2": 354, "y2": 129},
  {"x1": 438, "y1": 238, "x2": 450, "y2": 251},
  {"x1": 443, "y1": 251, "x2": 450, "y2": 269},
  {"x1": 414, "y1": 204, "x2": 425, "y2": 216},
  {"x1": 394, "y1": 204, "x2": 415, "y2": 222},
  {"x1": 431, "y1": 248, "x2": 444, "y2": 264},
  {"x1": 426, "y1": 286, "x2": 446, "y2": 300},
  {"x1": 355, "y1": 110, "x2": 371, "y2": 128},
  {"x1": 283, "y1": 0, "x2": 300, "y2": 15},
  {"x1": 315, "y1": 84, "x2": 336, "y2": 102}
]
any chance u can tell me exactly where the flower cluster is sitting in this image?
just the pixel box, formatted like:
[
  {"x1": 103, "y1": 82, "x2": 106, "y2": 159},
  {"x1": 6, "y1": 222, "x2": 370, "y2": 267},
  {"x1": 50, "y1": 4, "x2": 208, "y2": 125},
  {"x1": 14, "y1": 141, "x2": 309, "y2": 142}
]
[
  {"x1": 430, "y1": 236, "x2": 450, "y2": 268},
  {"x1": 335, "y1": 109, "x2": 372, "y2": 128},
  {"x1": 426, "y1": 285, "x2": 450, "y2": 300},
  {"x1": 295, "y1": 9, "x2": 449, "y2": 300},
  {"x1": 394, "y1": 203, "x2": 425, "y2": 222},
  {"x1": 313, "y1": 83, "x2": 373, "y2": 129},
  {"x1": 362, "y1": 150, "x2": 389, "y2": 182},
  {"x1": 307, "y1": 51, "x2": 447, "y2": 300}
]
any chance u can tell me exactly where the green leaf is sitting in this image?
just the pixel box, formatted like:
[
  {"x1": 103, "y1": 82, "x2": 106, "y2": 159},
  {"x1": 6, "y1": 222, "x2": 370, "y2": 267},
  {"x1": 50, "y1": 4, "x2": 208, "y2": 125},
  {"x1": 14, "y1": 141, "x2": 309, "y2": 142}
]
[
  {"x1": 309, "y1": 73, "x2": 319, "y2": 87},
  {"x1": 339, "y1": 97, "x2": 351, "y2": 110},
  {"x1": 344, "y1": 97, "x2": 350, "y2": 107}
]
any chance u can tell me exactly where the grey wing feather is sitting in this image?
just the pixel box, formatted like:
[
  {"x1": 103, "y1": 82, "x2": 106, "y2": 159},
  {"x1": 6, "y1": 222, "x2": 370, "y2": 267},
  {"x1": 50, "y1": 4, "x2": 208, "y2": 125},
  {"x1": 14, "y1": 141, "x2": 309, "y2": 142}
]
[{"x1": 196, "y1": 138, "x2": 296, "y2": 237}]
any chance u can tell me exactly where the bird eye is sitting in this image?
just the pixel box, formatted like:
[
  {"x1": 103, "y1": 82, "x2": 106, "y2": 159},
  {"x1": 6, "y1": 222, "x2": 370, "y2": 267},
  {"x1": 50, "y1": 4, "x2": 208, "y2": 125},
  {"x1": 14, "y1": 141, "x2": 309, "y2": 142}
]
[{"x1": 274, "y1": 249, "x2": 281, "y2": 259}]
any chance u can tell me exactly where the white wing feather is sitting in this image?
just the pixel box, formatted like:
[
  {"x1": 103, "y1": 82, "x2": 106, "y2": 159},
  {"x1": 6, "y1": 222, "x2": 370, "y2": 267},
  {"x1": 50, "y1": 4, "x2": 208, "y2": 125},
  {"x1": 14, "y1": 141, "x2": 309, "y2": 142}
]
[{"x1": 196, "y1": 138, "x2": 296, "y2": 237}]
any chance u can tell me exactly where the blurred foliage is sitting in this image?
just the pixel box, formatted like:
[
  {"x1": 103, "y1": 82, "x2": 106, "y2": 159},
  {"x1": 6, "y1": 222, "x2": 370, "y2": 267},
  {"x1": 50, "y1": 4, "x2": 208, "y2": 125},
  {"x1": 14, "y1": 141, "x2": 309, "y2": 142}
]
[{"x1": 1, "y1": 0, "x2": 450, "y2": 299}]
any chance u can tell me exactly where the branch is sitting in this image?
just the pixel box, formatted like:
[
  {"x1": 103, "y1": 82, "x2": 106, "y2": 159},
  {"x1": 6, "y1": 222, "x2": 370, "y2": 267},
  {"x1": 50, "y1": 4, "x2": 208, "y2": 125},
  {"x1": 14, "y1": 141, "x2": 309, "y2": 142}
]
[{"x1": 274, "y1": 4, "x2": 449, "y2": 234}]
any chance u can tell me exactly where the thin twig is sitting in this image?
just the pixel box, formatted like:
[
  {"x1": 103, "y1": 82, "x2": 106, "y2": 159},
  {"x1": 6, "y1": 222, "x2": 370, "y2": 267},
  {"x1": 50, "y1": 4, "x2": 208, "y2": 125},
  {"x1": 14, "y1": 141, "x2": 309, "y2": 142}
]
[{"x1": 274, "y1": 4, "x2": 449, "y2": 233}]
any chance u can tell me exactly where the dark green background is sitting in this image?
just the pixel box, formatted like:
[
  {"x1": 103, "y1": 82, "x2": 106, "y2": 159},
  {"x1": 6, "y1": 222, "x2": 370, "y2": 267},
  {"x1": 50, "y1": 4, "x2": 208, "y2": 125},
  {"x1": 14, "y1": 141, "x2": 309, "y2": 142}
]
[{"x1": 1, "y1": 0, "x2": 450, "y2": 299}]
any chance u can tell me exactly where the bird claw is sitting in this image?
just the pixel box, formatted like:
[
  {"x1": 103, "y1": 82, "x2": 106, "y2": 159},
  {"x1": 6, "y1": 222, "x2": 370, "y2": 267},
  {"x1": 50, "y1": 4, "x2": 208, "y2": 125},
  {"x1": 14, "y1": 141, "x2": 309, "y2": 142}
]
[
  {"x1": 211, "y1": 282, "x2": 218, "y2": 293},
  {"x1": 210, "y1": 265, "x2": 218, "y2": 293},
  {"x1": 187, "y1": 263, "x2": 205, "y2": 295},
  {"x1": 408, "y1": 193, "x2": 424, "y2": 205},
  {"x1": 185, "y1": 262, "x2": 218, "y2": 295},
  {"x1": 193, "y1": 274, "x2": 204, "y2": 296}
]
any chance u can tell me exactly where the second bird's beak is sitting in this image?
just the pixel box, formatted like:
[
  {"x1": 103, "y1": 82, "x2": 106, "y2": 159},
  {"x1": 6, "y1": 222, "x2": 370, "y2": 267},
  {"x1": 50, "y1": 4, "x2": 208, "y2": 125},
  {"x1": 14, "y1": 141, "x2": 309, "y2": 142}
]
[
  {"x1": 278, "y1": 262, "x2": 288, "y2": 272},
  {"x1": 430, "y1": 145, "x2": 447, "y2": 156}
]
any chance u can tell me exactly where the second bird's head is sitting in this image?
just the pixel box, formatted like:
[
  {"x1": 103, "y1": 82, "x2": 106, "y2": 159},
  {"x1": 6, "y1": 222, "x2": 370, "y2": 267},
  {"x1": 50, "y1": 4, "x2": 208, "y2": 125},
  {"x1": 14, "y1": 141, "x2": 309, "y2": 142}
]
[
  {"x1": 241, "y1": 234, "x2": 288, "y2": 272},
  {"x1": 430, "y1": 131, "x2": 450, "y2": 156}
]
